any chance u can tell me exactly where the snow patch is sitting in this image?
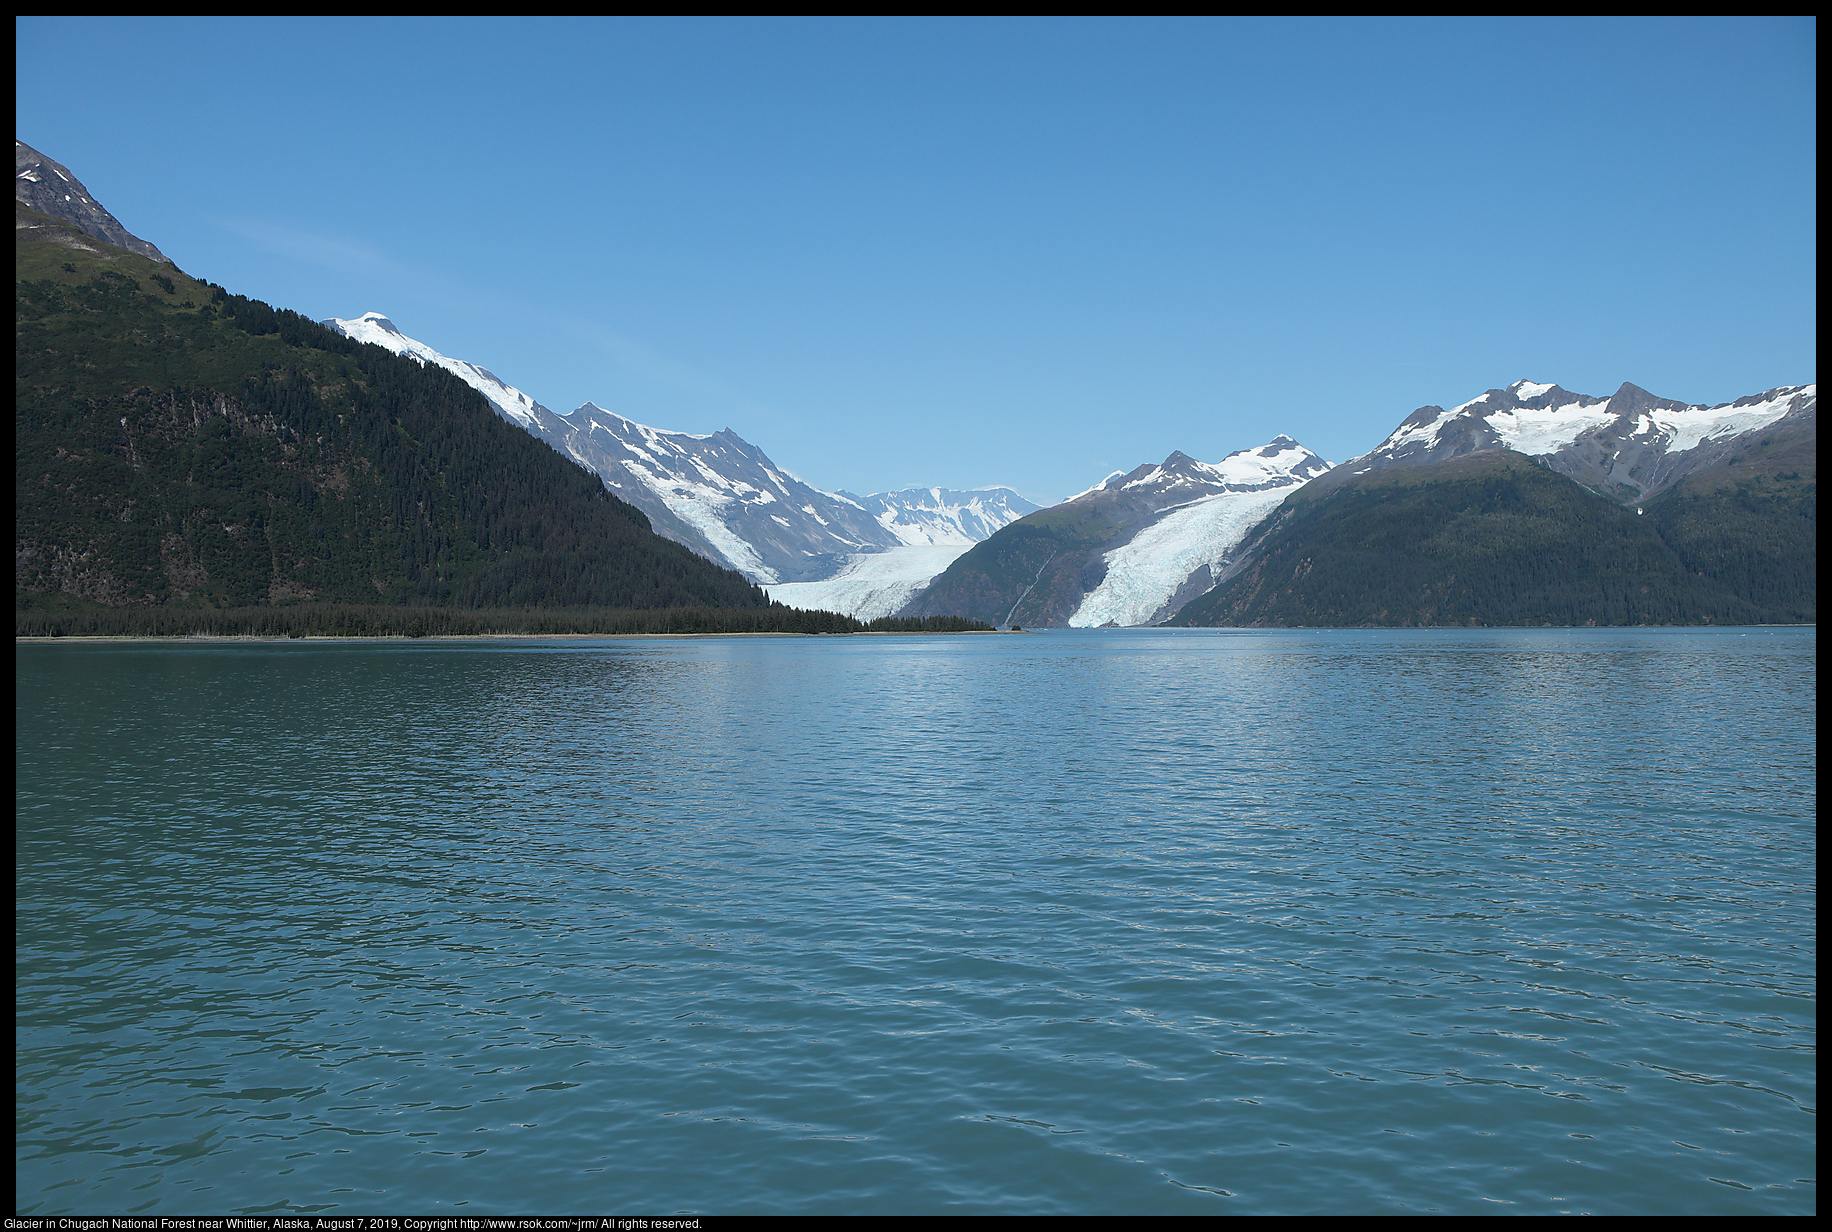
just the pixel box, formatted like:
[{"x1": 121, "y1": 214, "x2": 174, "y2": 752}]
[{"x1": 1654, "y1": 387, "x2": 1809, "y2": 453}]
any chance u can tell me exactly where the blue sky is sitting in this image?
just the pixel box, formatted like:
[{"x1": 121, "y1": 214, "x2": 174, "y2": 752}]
[{"x1": 16, "y1": 17, "x2": 1816, "y2": 502}]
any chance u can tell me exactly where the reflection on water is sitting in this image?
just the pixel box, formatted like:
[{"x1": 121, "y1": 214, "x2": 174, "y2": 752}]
[{"x1": 15, "y1": 629, "x2": 1816, "y2": 1214}]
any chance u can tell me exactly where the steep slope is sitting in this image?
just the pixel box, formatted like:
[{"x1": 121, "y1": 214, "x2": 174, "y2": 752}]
[
  {"x1": 321, "y1": 314, "x2": 1038, "y2": 591},
  {"x1": 1637, "y1": 404, "x2": 1816, "y2": 620},
  {"x1": 17, "y1": 207, "x2": 770, "y2": 614},
  {"x1": 904, "y1": 438, "x2": 1330, "y2": 627},
  {"x1": 326, "y1": 312, "x2": 550, "y2": 433},
  {"x1": 17, "y1": 139, "x2": 170, "y2": 263}
]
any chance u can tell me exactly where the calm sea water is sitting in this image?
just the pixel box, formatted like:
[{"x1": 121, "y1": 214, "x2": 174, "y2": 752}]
[{"x1": 15, "y1": 628, "x2": 1816, "y2": 1215}]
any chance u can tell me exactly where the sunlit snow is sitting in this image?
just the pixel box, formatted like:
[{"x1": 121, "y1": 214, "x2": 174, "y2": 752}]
[
  {"x1": 1068, "y1": 486, "x2": 1297, "y2": 627},
  {"x1": 1655, "y1": 387, "x2": 1811, "y2": 452},
  {"x1": 1361, "y1": 381, "x2": 1813, "y2": 467},
  {"x1": 765, "y1": 545, "x2": 974, "y2": 620},
  {"x1": 324, "y1": 313, "x2": 548, "y2": 433}
]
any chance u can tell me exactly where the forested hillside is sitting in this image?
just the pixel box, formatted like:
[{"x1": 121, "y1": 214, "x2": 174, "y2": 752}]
[
  {"x1": 1170, "y1": 450, "x2": 1815, "y2": 627},
  {"x1": 17, "y1": 203, "x2": 776, "y2": 617}
]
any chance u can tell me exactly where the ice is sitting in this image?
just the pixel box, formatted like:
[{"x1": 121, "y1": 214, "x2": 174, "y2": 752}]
[
  {"x1": 1654, "y1": 387, "x2": 1809, "y2": 452},
  {"x1": 1482, "y1": 395, "x2": 1619, "y2": 456},
  {"x1": 765, "y1": 545, "x2": 975, "y2": 619},
  {"x1": 1068, "y1": 486, "x2": 1296, "y2": 627}
]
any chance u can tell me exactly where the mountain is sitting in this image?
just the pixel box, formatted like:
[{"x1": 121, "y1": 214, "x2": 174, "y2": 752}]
[
  {"x1": 321, "y1": 313, "x2": 1038, "y2": 600},
  {"x1": 1170, "y1": 380, "x2": 1815, "y2": 628},
  {"x1": 762, "y1": 486, "x2": 1044, "y2": 619},
  {"x1": 1339, "y1": 378, "x2": 1814, "y2": 503},
  {"x1": 17, "y1": 160, "x2": 776, "y2": 618},
  {"x1": 16, "y1": 140, "x2": 170, "y2": 264},
  {"x1": 902, "y1": 438, "x2": 1331, "y2": 627}
]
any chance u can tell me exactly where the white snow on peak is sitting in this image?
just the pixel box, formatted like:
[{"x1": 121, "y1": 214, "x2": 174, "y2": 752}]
[
  {"x1": 323, "y1": 313, "x2": 549, "y2": 433},
  {"x1": 1649, "y1": 385, "x2": 1813, "y2": 452},
  {"x1": 1371, "y1": 380, "x2": 1812, "y2": 463},
  {"x1": 1065, "y1": 471, "x2": 1128, "y2": 502},
  {"x1": 866, "y1": 488, "x2": 1034, "y2": 546},
  {"x1": 1481, "y1": 393, "x2": 1618, "y2": 456}
]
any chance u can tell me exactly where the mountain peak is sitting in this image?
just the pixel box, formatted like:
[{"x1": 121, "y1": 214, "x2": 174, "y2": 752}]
[
  {"x1": 1605, "y1": 381, "x2": 1689, "y2": 418},
  {"x1": 16, "y1": 139, "x2": 171, "y2": 264}
]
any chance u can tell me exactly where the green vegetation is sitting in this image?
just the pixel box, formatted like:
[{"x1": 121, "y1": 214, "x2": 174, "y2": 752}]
[
  {"x1": 1638, "y1": 428, "x2": 1816, "y2": 622},
  {"x1": 18, "y1": 213, "x2": 768, "y2": 613},
  {"x1": 15, "y1": 205, "x2": 998, "y2": 636},
  {"x1": 1170, "y1": 451, "x2": 1815, "y2": 627},
  {"x1": 14, "y1": 604, "x2": 992, "y2": 638},
  {"x1": 904, "y1": 501, "x2": 1128, "y2": 627}
]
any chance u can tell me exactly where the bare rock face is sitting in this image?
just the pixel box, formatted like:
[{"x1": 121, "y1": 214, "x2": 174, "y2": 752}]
[{"x1": 16, "y1": 139, "x2": 171, "y2": 264}]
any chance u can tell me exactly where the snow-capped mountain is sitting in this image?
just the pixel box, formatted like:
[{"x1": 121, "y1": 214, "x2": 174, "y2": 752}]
[
  {"x1": 1346, "y1": 379, "x2": 1816, "y2": 502},
  {"x1": 905, "y1": 437, "x2": 1330, "y2": 628},
  {"x1": 844, "y1": 487, "x2": 1040, "y2": 547},
  {"x1": 327, "y1": 313, "x2": 550, "y2": 433},
  {"x1": 1067, "y1": 439, "x2": 1332, "y2": 627},
  {"x1": 321, "y1": 313, "x2": 1037, "y2": 594},
  {"x1": 532, "y1": 402, "x2": 895, "y2": 583}
]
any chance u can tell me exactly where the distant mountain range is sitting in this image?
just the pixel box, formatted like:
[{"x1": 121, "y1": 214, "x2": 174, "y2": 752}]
[
  {"x1": 322, "y1": 313, "x2": 1038, "y2": 610},
  {"x1": 315, "y1": 308, "x2": 1820, "y2": 628},
  {"x1": 18, "y1": 138, "x2": 1816, "y2": 629}
]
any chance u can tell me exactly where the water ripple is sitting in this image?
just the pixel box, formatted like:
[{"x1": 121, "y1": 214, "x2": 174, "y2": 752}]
[{"x1": 16, "y1": 628, "x2": 1816, "y2": 1213}]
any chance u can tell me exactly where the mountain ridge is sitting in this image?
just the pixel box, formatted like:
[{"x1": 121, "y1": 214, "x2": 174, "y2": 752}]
[
  {"x1": 16, "y1": 169, "x2": 784, "y2": 618},
  {"x1": 902, "y1": 437, "x2": 1331, "y2": 627},
  {"x1": 320, "y1": 312, "x2": 1039, "y2": 594},
  {"x1": 16, "y1": 139, "x2": 171, "y2": 264},
  {"x1": 1169, "y1": 377, "x2": 1815, "y2": 628},
  {"x1": 1336, "y1": 376, "x2": 1814, "y2": 504}
]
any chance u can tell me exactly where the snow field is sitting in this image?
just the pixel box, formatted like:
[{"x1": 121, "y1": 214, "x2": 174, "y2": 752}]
[
  {"x1": 764, "y1": 545, "x2": 975, "y2": 620},
  {"x1": 1068, "y1": 486, "x2": 1296, "y2": 627}
]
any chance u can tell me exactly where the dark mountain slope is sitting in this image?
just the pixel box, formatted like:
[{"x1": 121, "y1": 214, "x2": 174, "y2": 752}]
[
  {"x1": 899, "y1": 499, "x2": 1125, "y2": 629},
  {"x1": 1638, "y1": 407, "x2": 1816, "y2": 622},
  {"x1": 17, "y1": 204, "x2": 771, "y2": 614},
  {"x1": 16, "y1": 139, "x2": 170, "y2": 263},
  {"x1": 1169, "y1": 451, "x2": 1810, "y2": 627}
]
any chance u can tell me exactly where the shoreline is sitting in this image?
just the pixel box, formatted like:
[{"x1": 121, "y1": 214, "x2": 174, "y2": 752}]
[
  {"x1": 13, "y1": 629, "x2": 1029, "y2": 643},
  {"x1": 14, "y1": 624, "x2": 1810, "y2": 645}
]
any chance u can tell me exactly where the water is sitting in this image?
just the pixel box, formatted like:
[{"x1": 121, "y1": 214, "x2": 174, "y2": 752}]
[{"x1": 14, "y1": 628, "x2": 1816, "y2": 1215}]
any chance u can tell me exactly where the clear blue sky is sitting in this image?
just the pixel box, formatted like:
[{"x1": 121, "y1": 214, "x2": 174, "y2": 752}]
[{"x1": 16, "y1": 17, "x2": 1816, "y2": 503}]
